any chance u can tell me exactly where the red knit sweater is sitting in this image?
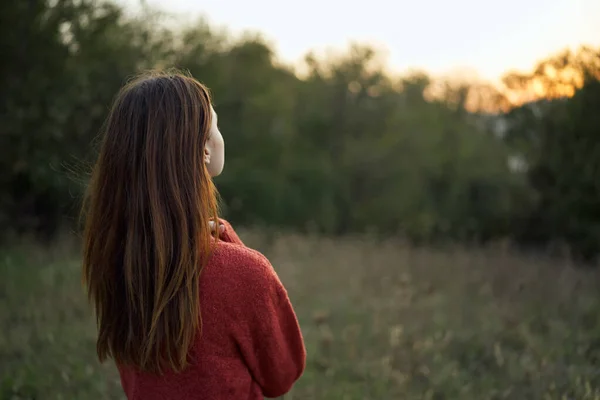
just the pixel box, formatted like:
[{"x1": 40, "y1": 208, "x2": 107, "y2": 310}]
[{"x1": 117, "y1": 220, "x2": 306, "y2": 399}]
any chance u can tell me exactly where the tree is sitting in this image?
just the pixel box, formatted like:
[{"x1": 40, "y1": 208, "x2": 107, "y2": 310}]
[{"x1": 502, "y1": 47, "x2": 600, "y2": 262}]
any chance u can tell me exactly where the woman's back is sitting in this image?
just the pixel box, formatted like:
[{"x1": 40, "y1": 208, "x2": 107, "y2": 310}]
[
  {"x1": 117, "y1": 221, "x2": 305, "y2": 400},
  {"x1": 80, "y1": 71, "x2": 305, "y2": 399}
]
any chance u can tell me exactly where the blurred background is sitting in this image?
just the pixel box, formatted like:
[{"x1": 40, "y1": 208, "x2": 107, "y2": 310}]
[{"x1": 1, "y1": 0, "x2": 600, "y2": 398}]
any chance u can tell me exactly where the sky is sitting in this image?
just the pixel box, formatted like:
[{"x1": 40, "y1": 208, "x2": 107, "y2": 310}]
[{"x1": 120, "y1": 0, "x2": 599, "y2": 83}]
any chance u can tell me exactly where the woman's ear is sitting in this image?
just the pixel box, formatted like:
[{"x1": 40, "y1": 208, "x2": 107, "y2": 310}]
[{"x1": 204, "y1": 147, "x2": 211, "y2": 164}]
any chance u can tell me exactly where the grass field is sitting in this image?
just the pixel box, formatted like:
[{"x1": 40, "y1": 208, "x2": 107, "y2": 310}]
[{"x1": 2, "y1": 230, "x2": 600, "y2": 399}]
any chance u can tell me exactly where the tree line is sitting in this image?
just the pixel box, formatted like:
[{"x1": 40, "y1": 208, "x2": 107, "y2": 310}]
[{"x1": 1, "y1": 0, "x2": 599, "y2": 261}]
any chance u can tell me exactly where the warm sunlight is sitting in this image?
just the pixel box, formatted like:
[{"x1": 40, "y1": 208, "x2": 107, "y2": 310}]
[
  {"x1": 119, "y1": 0, "x2": 599, "y2": 84},
  {"x1": 5, "y1": 1, "x2": 600, "y2": 398},
  {"x1": 116, "y1": 0, "x2": 599, "y2": 112}
]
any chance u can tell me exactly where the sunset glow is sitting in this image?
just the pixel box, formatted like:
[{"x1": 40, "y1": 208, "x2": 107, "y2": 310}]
[{"x1": 118, "y1": 0, "x2": 599, "y2": 110}]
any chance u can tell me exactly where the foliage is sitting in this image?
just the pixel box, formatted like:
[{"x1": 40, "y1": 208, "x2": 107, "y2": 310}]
[
  {"x1": 502, "y1": 48, "x2": 600, "y2": 261},
  {"x1": 0, "y1": 0, "x2": 170, "y2": 238},
  {"x1": 0, "y1": 0, "x2": 599, "y2": 258}
]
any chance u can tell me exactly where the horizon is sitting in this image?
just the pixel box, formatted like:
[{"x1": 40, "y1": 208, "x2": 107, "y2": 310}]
[{"x1": 118, "y1": 0, "x2": 600, "y2": 84}]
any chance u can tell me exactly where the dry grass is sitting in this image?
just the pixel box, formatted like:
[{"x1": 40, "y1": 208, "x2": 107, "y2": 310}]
[{"x1": 2, "y1": 230, "x2": 600, "y2": 399}]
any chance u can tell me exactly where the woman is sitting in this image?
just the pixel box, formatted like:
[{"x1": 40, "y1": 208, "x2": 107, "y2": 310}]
[{"x1": 81, "y1": 70, "x2": 306, "y2": 399}]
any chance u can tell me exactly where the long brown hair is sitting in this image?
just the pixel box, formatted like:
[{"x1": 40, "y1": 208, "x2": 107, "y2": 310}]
[{"x1": 81, "y1": 70, "x2": 219, "y2": 373}]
